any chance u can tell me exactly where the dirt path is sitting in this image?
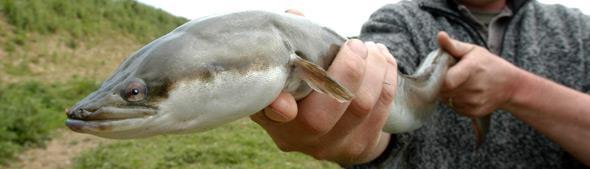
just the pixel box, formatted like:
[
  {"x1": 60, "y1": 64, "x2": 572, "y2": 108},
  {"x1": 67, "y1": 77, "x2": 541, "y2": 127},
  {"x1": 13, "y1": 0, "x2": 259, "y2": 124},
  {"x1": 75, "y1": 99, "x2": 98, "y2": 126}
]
[{"x1": 5, "y1": 129, "x2": 111, "y2": 169}]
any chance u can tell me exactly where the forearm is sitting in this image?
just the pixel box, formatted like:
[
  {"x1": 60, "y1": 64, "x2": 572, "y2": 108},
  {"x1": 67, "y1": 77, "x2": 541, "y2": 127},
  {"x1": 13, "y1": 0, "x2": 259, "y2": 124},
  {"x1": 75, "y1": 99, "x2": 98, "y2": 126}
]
[{"x1": 504, "y1": 69, "x2": 590, "y2": 165}]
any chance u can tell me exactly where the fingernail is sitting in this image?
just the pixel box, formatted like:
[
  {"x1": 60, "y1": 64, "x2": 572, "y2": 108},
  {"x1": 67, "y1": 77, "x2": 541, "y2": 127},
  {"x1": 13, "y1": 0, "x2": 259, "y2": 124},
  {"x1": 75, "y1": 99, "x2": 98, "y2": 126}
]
[{"x1": 347, "y1": 39, "x2": 367, "y2": 59}]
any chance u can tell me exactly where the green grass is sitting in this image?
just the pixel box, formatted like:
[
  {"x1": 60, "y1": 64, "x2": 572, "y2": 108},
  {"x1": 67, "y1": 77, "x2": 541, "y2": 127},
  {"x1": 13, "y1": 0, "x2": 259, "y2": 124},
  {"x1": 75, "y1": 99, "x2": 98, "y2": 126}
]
[
  {"x1": 0, "y1": 0, "x2": 187, "y2": 43},
  {"x1": 0, "y1": 79, "x2": 99, "y2": 165},
  {"x1": 74, "y1": 120, "x2": 339, "y2": 169}
]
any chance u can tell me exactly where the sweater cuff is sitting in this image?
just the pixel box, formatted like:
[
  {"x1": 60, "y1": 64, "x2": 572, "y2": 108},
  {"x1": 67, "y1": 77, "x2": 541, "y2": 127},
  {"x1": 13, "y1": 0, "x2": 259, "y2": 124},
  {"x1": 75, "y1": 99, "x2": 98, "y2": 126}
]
[
  {"x1": 345, "y1": 134, "x2": 400, "y2": 169},
  {"x1": 369, "y1": 134, "x2": 398, "y2": 164}
]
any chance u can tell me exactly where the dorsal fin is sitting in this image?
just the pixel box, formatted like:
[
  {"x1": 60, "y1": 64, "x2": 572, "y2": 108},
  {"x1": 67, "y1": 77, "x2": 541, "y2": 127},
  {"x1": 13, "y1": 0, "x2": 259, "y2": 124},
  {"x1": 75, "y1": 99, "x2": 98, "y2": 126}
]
[{"x1": 291, "y1": 54, "x2": 354, "y2": 102}]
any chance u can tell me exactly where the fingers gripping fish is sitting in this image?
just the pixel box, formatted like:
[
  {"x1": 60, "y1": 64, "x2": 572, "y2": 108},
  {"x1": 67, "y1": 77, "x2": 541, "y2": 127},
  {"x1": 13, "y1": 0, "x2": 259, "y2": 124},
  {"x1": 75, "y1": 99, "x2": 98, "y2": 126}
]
[{"x1": 66, "y1": 11, "x2": 489, "y2": 143}]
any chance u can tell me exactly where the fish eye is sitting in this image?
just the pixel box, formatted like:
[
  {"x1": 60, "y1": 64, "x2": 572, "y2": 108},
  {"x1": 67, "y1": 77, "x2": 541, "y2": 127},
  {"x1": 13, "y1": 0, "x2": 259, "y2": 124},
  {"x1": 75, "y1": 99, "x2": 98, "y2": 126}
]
[
  {"x1": 131, "y1": 89, "x2": 140, "y2": 95},
  {"x1": 124, "y1": 80, "x2": 147, "y2": 102}
]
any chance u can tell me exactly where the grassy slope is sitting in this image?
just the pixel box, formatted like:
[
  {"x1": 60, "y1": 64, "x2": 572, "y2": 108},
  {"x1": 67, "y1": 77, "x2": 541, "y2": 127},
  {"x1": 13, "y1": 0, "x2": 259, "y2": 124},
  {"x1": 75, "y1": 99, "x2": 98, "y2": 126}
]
[
  {"x1": 0, "y1": 79, "x2": 99, "y2": 165},
  {"x1": 0, "y1": 0, "x2": 338, "y2": 168},
  {"x1": 74, "y1": 120, "x2": 337, "y2": 169},
  {"x1": 0, "y1": 0, "x2": 186, "y2": 83}
]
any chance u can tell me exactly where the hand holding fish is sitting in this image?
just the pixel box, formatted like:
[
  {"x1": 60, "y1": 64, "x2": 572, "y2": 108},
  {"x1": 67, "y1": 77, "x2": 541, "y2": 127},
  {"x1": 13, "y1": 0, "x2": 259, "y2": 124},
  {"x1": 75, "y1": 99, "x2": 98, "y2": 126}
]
[
  {"x1": 438, "y1": 32, "x2": 521, "y2": 118},
  {"x1": 251, "y1": 39, "x2": 398, "y2": 165},
  {"x1": 438, "y1": 31, "x2": 590, "y2": 165}
]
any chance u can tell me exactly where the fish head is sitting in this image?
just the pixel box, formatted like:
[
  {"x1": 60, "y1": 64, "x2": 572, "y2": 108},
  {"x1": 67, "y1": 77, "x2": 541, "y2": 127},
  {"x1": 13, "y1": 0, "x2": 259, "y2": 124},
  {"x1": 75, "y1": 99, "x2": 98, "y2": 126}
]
[
  {"x1": 65, "y1": 32, "x2": 233, "y2": 139},
  {"x1": 66, "y1": 26, "x2": 289, "y2": 139},
  {"x1": 65, "y1": 76, "x2": 165, "y2": 139}
]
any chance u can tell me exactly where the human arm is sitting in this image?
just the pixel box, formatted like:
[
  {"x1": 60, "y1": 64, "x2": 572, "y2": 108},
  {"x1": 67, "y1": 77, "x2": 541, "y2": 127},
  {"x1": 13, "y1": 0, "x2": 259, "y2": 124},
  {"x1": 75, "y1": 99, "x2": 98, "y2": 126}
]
[
  {"x1": 437, "y1": 32, "x2": 590, "y2": 166},
  {"x1": 506, "y1": 65, "x2": 590, "y2": 166}
]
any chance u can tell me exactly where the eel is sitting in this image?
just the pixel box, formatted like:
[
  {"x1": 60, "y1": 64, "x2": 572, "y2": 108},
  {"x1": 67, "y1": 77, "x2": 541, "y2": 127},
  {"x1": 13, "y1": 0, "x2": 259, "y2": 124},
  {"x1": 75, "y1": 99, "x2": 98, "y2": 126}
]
[{"x1": 65, "y1": 10, "x2": 488, "y2": 143}]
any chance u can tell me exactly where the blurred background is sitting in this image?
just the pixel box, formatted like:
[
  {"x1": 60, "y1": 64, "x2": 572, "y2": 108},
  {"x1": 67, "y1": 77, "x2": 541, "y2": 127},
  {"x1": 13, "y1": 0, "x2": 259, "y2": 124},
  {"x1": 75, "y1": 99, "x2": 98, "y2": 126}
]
[{"x1": 0, "y1": 0, "x2": 586, "y2": 168}]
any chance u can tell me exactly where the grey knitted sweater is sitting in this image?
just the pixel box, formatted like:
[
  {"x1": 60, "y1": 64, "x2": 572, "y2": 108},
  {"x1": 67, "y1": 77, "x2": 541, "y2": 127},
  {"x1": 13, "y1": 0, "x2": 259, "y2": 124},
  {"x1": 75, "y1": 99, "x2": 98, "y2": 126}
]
[{"x1": 354, "y1": 0, "x2": 590, "y2": 168}]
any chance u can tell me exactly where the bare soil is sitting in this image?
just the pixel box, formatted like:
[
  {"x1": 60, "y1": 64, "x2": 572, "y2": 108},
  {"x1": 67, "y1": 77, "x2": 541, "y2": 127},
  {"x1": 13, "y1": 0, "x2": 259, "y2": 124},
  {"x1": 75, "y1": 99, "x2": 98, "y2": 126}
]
[{"x1": 4, "y1": 129, "x2": 111, "y2": 169}]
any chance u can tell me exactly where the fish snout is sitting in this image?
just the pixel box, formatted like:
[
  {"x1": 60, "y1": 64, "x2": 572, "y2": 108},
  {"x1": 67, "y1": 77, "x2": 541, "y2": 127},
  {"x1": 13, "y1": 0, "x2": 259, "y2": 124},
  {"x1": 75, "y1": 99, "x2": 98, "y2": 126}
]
[{"x1": 66, "y1": 106, "x2": 99, "y2": 120}]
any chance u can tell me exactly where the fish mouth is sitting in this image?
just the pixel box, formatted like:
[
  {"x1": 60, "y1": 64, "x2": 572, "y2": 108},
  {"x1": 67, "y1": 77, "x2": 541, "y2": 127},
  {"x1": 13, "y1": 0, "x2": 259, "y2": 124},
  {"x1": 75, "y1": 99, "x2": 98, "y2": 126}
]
[{"x1": 66, "y1": 107, "x2": 157, "y2": 134}]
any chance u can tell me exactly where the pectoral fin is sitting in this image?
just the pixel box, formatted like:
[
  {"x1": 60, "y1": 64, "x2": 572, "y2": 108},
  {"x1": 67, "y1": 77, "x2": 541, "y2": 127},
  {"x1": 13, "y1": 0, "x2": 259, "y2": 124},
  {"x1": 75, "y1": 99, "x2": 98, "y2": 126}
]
[
  {"x1": 292, "y1": 54, "x2": 354, "y2": 102},
  {"x1": 472, "y1": 115, "x2": 491, "y2": 146}
]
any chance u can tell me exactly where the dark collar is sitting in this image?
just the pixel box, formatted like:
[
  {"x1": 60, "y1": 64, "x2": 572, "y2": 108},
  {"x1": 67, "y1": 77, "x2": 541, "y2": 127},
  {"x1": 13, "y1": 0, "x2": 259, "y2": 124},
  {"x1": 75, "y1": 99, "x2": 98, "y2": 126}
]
[{"x1": 418, "y1": 0, "x2": 531, "y2": 15}]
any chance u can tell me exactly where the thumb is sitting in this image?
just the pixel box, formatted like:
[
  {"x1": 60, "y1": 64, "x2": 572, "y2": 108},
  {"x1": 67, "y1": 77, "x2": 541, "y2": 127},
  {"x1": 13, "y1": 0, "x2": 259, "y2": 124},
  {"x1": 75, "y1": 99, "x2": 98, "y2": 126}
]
[
  {"x1": 265, "y1": 92, "x2": 298, "y2": 122},
  {"x1": 437, "y1": 31, "x2": 475, "y2": 58}
]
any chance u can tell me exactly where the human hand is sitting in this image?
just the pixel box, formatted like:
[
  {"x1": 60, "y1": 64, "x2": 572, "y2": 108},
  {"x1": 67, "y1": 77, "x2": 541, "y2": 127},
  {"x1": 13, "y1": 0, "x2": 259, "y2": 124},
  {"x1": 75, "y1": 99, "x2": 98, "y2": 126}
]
[
  {"x1": 251, "y1": 11, "x2": 398, "y2": 164},
  {"x1": 251, "y1": 40, "x2": 397, "y2": 165},
  {"x1": 438, "y1": 31, "x2": 524, "y2": 118}
]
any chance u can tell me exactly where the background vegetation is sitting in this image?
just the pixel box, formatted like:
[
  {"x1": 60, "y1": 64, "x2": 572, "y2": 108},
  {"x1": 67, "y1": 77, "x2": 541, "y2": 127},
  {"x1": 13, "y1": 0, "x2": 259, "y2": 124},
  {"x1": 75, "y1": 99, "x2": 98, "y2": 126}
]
[
  {"x1": 0, "y1": 0, "x2": 338, "y2": 168},
  {"x1": 0, "y1": 79, "x2": 97, "y2": 164},
  {"x1": 1, "y1": 0, "x2": 186, "y2": 42},
  {"x1": 74, "y1": 120, "x2": 335, "y2": 169}
]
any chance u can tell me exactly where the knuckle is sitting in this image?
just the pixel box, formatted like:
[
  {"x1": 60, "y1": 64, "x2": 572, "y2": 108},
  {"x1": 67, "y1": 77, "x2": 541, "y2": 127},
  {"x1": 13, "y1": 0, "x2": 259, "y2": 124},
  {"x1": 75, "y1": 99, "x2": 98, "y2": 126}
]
[
  {"x1": 390, "y1": 56, "x2": 398, "y2": 66},
  {"x1": 443, "y1": 78, "x2": 455, "y2": 90},
  {"x1": 373, "y1": 50, "x2": 388, "y2": 63},
  {"x1": 385, "y1": 53, "x2": 398, "y2": 67},
  {"x1": 390, "y1": 60, "x2": 398, "y2": 71},
  {"x1": 351, "y1": 87, "x2": 380, "y2": 115},
  {"x1": 379, "y1": 86, "x2": 395, "y2": 106},
  {"x1": 299, "y1": 111, "x2": 333, "y2": 136},
  {"x1": 473, "y1": 64, "x2": 485, "y2": 73},
  {"x1": 351, "y1": 96, "x2": 375, "y2": 117},
  {"x1": 303, "y1": 122, "x2": 331, "y2": 136},
  {"x1": 340, "y1": 59, "x2": 365, "y2": 81}
]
